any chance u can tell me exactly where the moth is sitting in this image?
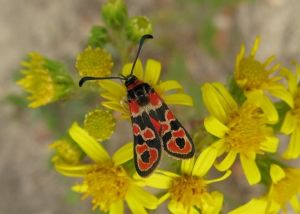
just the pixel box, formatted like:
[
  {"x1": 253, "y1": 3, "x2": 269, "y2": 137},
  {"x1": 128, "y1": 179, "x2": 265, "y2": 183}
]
[{"x1": 79, "y1": 34, "x2": 195, "y2": 177}]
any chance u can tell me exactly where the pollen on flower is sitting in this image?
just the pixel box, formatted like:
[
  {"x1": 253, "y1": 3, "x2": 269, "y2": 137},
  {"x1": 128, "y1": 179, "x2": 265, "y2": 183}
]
[
  {"x1": 169, "y1": 175, "x2": 207, "y2": 209},
  {"x1": 225, "y1": 102, "x2": 266, "y2": 153},
  {"x1": 270, "y1": 168, "x2": 300, "y2": 206},
  {"x1": 76, "y1": 46, "x2": 113, "y2": 77},
  {"x1": 83, "y1": 109, "x2": 116, "y2": 142},
  {"x1": 83, "y1": 162, "x2": 130, "y2": 211},
  {"x1": 235, "y1": 38, "x2": 279, "y2": 91}
]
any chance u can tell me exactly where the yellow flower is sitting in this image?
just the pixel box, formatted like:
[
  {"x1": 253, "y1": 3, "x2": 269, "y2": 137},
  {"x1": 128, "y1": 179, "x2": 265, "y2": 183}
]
[
  {"x1": 201, "y1": 82, "x2": 278, "y2": 185},
  {"x1": 99, "y1": 59, "x2": 193, "y2": 118},
  {"x1": 280, "y1": 66, "x2": 300, "y2": 159},
  {"x1": 126, "y1": 16, "x2": 153, "y2": 42},
  {"x1": 229, "y1": 164, "x2": 300, "y2": 214},
  {"x1": 50, "y1": 138, "x2": 83, "y2": 165},
  {"x1": 55, "y1": 122, "x2": 158, "y2": 214},
  {"x1": 139, "y1": 148, "x2": 231, "y2": 214},
  {"x1": 235, "y1": 37, "x2": 292, "y2": 123},
  {"x1": 75, "y1": 46, "x2": 113, "y2": 77},
  {"x1": 17, "y1": 52, "x2": 74, "y2": 108},
  {"x1": 83, "y1": 108, "x2": 116, "y2": 142}
]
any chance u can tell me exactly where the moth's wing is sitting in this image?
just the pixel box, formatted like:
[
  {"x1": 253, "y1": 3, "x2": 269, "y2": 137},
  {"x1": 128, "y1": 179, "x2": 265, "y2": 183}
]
[
  {"x1": 130, "y1": 108, "x2": 162, "y2": 177},
  {"x1": 147, "y1": 90, "x2": 195, "y2": 159}
]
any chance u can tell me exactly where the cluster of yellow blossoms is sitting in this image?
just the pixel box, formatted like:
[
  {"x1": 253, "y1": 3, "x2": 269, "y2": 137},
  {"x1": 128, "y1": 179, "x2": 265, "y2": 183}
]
[{"x1": 17, "y1": 18, "x2": 300, "y2": 213}]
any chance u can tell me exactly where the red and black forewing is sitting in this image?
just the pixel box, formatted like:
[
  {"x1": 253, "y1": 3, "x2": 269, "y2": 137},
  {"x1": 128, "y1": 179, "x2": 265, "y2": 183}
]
[
  {"x1": 147, "y1": 89, "x2": 195, "y2": 159},
  {"x1": 129, "y1": 99, "x2": 162, "y2": 177}
]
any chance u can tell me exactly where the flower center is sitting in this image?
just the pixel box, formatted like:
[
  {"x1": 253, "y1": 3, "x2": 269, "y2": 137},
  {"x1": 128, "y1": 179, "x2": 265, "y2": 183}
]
[
  {"x1": 224, "y1": 102, "x2": 267, "y2": 153},
  {"x1": 272, "y1": 168, "x2": 300, "y2": 206},
  {"x1": 83, "y1": 162, "x2": 130, "y2": 211},
  {"x1": 236, "y1": 57, "x2": 269, "y2": 91},
  {"x1": 169, "y1": 175, "x2": 207, "y2": 209},
  {"x1": 292, "y1": 88, "x2": 300, "y2": 124}
]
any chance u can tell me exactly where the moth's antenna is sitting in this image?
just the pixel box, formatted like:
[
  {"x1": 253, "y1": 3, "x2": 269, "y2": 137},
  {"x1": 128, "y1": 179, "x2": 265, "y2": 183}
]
[
  {"x1": 79, "y1": 76, "x2": 125, "y2": 87},
  {"x1": 130, "y1": 34, "x2": 153, "y2": 76}
]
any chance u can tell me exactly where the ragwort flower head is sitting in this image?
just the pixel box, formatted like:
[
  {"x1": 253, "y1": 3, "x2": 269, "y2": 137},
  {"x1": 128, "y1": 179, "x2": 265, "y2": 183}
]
[
  {"x1": 235, "y1": 37, "x2": 292, "y2": 123},
  {"x1": 126, "y1": 16, "x2": 153, "y2": 42},
  {"x1": 83, "y1": 108, "x2": 116, "y2": 142},
  {"x1": 76, "y1": 46, "x2": 113, "y2": 77},
  {"x1": 229, "y1": 164, "x2": 300, "y2": 214},
  {"x1": 99, "y1": 59, "x2": 193, "y2": 118},
  {"x1": 55, "y1": 122, "x2": 158, "y2": 213},
  {"x1": 17, "y1": 52, "x2": 74, "y2": 108},
  {"x1": 141, "y1": 148, "x2": 231, "y2": 214},
  {"x1": 201, "y1": 82, "x2": 279, "y2": 185},
  {"x1": 50, "y1": 138, "x2": 83, "y2": 165},
  {"x1": 280, "y1": 66, "x2": 300, "y2": 159}
]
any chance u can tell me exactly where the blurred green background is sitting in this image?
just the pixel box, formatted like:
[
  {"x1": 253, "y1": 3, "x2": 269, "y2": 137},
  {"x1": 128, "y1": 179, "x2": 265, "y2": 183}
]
[{"x1": 1, "y1": 0, "x2": 300, "y2": 213}]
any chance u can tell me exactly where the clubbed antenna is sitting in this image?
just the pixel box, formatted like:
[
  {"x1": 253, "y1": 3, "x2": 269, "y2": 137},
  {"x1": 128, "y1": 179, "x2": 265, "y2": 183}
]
[
  {"x1": 79, "y1": 76, "x2": 124, "y2": 87},
  {"x1": 130, "y1": 34, "x2": 153, "y2": 76}
]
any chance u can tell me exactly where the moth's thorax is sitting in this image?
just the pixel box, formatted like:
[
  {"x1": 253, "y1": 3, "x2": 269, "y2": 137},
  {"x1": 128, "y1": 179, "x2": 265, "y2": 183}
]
[{"x1": 126, "y1": 78, "x2": 152, "y2": 106}]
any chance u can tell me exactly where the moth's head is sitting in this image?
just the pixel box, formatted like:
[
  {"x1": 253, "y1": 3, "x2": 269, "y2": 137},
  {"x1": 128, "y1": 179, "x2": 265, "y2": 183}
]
[{"x1": 124, "y1": 75, "x2": 137, "y2": 87}]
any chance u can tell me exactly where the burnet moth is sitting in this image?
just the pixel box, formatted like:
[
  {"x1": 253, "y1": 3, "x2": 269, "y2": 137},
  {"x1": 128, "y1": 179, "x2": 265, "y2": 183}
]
[{"x1": 79, "y1": 34, "x2": 195, "y2": 177}]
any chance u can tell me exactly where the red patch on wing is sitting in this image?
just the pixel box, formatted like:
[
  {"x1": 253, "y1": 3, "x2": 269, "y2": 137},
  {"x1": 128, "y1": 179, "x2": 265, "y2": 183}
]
[
  {"x1": 173, "y1": 128, "x2": 185, "y2": 138},
  {"x1": 128, "y1": 100, "x2": 139, "y2": 114},
  {"x1": 150, "y1": 116, "x2": 161, "y2": 133},
  {"x1": 166, "y1": 110, "x2": 175, "y2": 121},
  {"x1": 167, "y1": 139, "x2": 192, "y2": 154},
  {"x1": 161, "y1": 122, "x2": 170, "y2": 135},
  {"x1": 149, "y1": 92, "x2": 161, "y2": 107},
  {"x1": 136, "y1": 143, "x2": 159, "y2": 171},
  {"x1": 142, "y1": 128, "x2": 155, "y2": 140},
  {"x1": 132, "y1": 123, "x2": 140, "y2": 136}
]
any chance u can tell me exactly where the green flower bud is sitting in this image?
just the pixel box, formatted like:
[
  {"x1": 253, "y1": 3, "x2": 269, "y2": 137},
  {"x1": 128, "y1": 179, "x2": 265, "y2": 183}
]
[
  {"x1": 101, "y1": 0, "x2": 128, "y2": 28},
  {"x1": 88, "y1": 26, "x2": 109, "y2": 48},
  {"x1": 126, "y1": 16, "x2": 153, "y2": 42}
]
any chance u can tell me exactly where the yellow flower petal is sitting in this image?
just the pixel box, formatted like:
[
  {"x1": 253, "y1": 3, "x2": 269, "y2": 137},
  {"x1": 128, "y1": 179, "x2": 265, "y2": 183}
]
[
  {"x1": 260, "y1": 137, "x2": 279, "y2": 153},
  {"x1": 270, "y1": 164, "x2": 286, "y2": 184},
  {"x1": 280, "y1": 67, "x2": 298, "y2": 95},
  {"x1": 245, "y1": 90, "x2": 278, "y2": 124},
  {"x1": 163, "y1": 93, "x2": 193, "y2": 106},
  {"x1": 181, "y1": 156, "x2": 195, "y2": 175},
  {"x1": 112, "y1": 142, "x2": 133, "y2": 166},
  {"x1": 268, "y1": 84, "x2": 294, "y2": 108},
  {"x1": 251, "y1": 37, "x2": 260, "y2": 56},
  {"x1": 228, "y1": 198, "x2": 267, "y2": 214},
  {"x1": 69, "y1": 122, "x2": 110, "y2": 163},
  {"x1": 281, "y1": 111, "x2": 297, "y2": 134},
  {"x1": 205, "y1": 170, "x2": 232, "y2": 184},
  {"x1": 192, "y1": 146, "x2": 218, "y2": 177},
  {"x1": 240, "y1": 154, "x2": 261, "y2": 185},
  {"x1": 55, "y1": 164, "x2": 93, "y2": 177},
  {"x1": 158, "y1": 192, "x2": 170, "y2": 205},
  {"x1": 283, "y1": 128, "x2": 300, "y2": 159},
  {"x1": 127, "y1": 183, "x2": 158, "y2": 209},
  {"x1": 235, "y1": 44, "x2": 245, "y2": 72},
  {"x1": 155, "y1": 169, "x2": 180, "y2": 178},
  {"x1": 168, "y1": 200, "x2": 189, "y2": 214},
  {"x1": 159, "y1": 80, "x2": 184, "y2": 92},
  {"x1": 215, "y1": 150, "x2": 237, "y2": 171},
  {"x1": 290, "y1": 194, "x2": 300, "y2": 213},
  {"x1": 72, "y1": 184, "x2": 88, "y2": 193},
  {"x1": 143, "y1": 173, "x2": 173, "y2": 189},
  {"x1": 144, "y1": 59, "x2": 161, "y2": 85},
  {"x1": 212, "y1": 82, "x2": 238, "y2": 110},
  {"x1": 102, "y1": 101, "x2": 125, "y2": 112},
  {"x1": 201, "y1": 191, "x2": 224, "y2": 214},
  {"x1": 99, "y1": 80, "x2": 126, "y2": 99},
  {"x1": 122, "y1": 59, "x2": 143, "y2": 80},
  {"x1": 109, "y1": 200, "x2": 124, "y2": 214},
  {"x1": 201, "y1": 83, "x2": 231, "y2": 123},
  {"x1": 204, "y1": 116, "x2": 229, "y2": 138},
  {"x1": 126, "y1": 195, "x2": 147, "y2": 214}
]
